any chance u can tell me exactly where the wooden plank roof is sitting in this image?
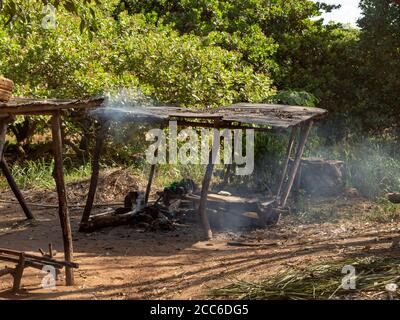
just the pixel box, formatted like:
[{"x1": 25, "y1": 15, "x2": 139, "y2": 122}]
[
  {"x1": 0, "y1": 98, "x2": 327, "y2": 129},
  {"x1": 0, "y1": 97, "x2": 104, "y2": 114},
  {"x1": 210, "y1": 103, "x2": 327, "y2": 128},
  {"x1": 94, "y1": 103, "x2": 327, "y2": 129}
]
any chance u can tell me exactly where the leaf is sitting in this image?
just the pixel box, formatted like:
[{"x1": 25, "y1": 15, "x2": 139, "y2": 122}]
[
  {"x1": 79, "y1": 18, "x2": 85, "y2": 33},
  {"x1": 89, "y1": 7, "x2": 96, "y2": 18}
]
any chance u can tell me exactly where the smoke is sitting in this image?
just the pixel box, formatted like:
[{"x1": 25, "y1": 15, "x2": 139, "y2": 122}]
[
  {"x1": 89, "y1": 88, "x2": 169, "y2": 148},
  {"x1": 308, "y1": 135, "x2": 400, "y2": 198},
  {"x1": 90, "y1": 88, "x2": 168, "y2": 124}
]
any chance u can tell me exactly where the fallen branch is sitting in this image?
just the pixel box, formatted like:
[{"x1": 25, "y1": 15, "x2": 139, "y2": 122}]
[{"x1": 79, "y1": 212, "x2": 135, "y2": 233}]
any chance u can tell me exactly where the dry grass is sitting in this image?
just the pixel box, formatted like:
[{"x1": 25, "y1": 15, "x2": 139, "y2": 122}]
[{"x1": 211, "y1": 257, "x2": 400, "y2": 300}]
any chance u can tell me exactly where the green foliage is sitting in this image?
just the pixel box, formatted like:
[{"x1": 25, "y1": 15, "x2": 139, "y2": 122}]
[
  {"x1": 271, "y1": 90, "x2": 319, "y2": 108},
  {"x1": 357, "y1": 0, "x2": 400, "y2": 132},
  {"x1": 114, "y1": 14, "x2": 274, "y2": 107},
  {"x1": 0, "y1": 0, "x2": 398, "y2": 208},
  {"x1": 113, "y1": 0, "x2": 367, "y2": 140},
  {"x1": 0, "y1": 14, "x2": 116, "y2": 98},
  {"x1": 311, "y1": 137, "x2": 400, "y2": 199},
  {"x1": 0, "y1": 159, "x2": 92, "y2": 190},
  {"x1": 0, "y1": 0, "x2": 100, "y2": 33},
  {"x1": 0, "y1": 5, "x2": 275, "y2": 159},
  {"x1": 0, "y1": 8, "x2": 274, "y2": 107},
  {"x1": 114, "y1": 0, "x2": 320, "y2": 75},
  {"x1": 345, "y1": 143, "x2": 400, "y2": 198}
]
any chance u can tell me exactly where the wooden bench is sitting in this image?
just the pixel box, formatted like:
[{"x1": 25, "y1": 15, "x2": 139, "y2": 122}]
[{"x1": 0, "y1": 247, "x2": 79, "y2": 293}]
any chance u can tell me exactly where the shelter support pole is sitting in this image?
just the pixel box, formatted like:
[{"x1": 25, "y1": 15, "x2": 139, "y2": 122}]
[
  {"x1": 0, "y1": 116, "x2": 34, "y2": 220},
  {"x1": 221, "y1": 164, "x2": 232, "y2": 187},
  {"x1": 279, "y1": 120, "x2": 313, "y2": 208},
  {"x1": 144, "y1": 145, "x2": 159, "y2": 205},
  {"x1": 51, "y1": 111, "x2": 74, "y2": 286},
  {"x1": 145, "y1": 164, "x2": 156, "y2": 205},
  {"x1": 276, "y1": 126, "x2": 298, "y2": 202},
  {"x1": 0, "y1": 117, "x2": 9, "y2": 162},
  {"x1": 198, "y1": 137, "x2": 219, "y2": 240},
  {"x1": 80, "y1": 121, "x2": 110, "y2": 227},
  {"x1": 1, "y1": 159, "x2": 34, "y2": 220},
  {"x1": 293, "y1": 163, "x2": 303, "y2": 208}
]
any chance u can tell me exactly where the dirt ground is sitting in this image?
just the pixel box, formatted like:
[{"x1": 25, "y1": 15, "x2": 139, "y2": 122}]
[{"x1": 0, "y1": 170, "x2": 399, "y2": 300}]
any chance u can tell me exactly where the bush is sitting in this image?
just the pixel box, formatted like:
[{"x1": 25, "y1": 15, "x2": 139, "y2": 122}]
[{"x1": 114, "y1": 14, "x2": 275, "y2": 108}]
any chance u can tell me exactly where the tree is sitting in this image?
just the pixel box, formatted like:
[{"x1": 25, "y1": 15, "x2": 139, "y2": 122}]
[
  {"x1": 357, "y1": 0, "x2": 400, "y2": 133},
  {"x1": 112, "y1": 0, "x2": 323, "y2": 75}
]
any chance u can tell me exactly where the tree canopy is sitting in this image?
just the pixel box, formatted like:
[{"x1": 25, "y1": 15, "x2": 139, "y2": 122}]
[
  {"x1": 0, "y1": 0, "x2": 399, "y2": 137},
  {"x1": 357, "y1": 0, "x2": 400, "y2": 132}
]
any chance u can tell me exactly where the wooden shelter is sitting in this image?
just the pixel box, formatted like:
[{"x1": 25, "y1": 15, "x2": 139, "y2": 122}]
[
  {"x1": 82, "y1": 102, "x2": 327, "y2": 239},
  {"x1": 0, "y1": 97, "x2": 327, "y2": 287},
  {"x1": 0, "y1": 97, "x2": 104, "y2": 286}
]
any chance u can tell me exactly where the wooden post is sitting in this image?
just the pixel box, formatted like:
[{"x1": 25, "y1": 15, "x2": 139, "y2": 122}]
[
  {"x1": 51, "y1": 111, "x2": 74, "y2": 286},
  {"x1": 280, "y1": 121, "x2": 313, "y2": 208},
  {"x1": 0, "y1": 116, "x2": 34, "y2": 220},
  {"x1": 48, "y1": 243, "x2": 54, "y2": 258},
  {"x1": 0, "y1": 119, "x2": 8, "y2": 157},
  {"x1": 276, "y1": 126, "x2": 298, "y2": 201},
  {"x1": 80, "y1": 121, "x2": 109, "y2": 227},
  {"x1": 12, "y1": 253, "x2": 25, "y2": 293},
  {"x1": 221, "y1": 164, "x2": 232, "y2": 187},
  {"x1": 144, "y1": 164, "x2": 156, "y2": 205},
  {"x1": 144, "y1": 143, "x2": 162, "y2": 205},
  {"x1": 293, "y1": 163, "x2": 303, "y2": 208},
  {"x1": 220, "y1": 137, "x2": 234, "y2": 188},
  {"x1": 1, "y1": 158, "x2": 34, "y2": 220},
  {"x1": 198, "y1": 138, "x2": 219, "y2": 240}
]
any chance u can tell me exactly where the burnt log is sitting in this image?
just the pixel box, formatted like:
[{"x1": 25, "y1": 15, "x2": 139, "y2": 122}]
[
  {"x1": 79, "y1": 212, "x2": 135, "y2": 233},
  {"x1": 79, "y1": 205, "x2": 174, "y2": 233}
]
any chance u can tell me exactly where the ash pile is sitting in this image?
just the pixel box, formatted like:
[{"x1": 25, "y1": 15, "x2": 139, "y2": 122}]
[{"x1": 79, "y1": 179, "x2": 197, "y2": 233}]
